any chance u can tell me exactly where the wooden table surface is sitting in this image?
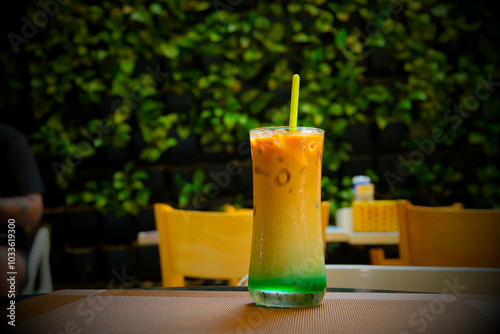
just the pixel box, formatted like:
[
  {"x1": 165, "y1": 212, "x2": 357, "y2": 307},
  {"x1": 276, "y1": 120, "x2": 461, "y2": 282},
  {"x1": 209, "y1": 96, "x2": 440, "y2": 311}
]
[{"x1": 3, "y1": 287, "x2": 499, "y2": 334}]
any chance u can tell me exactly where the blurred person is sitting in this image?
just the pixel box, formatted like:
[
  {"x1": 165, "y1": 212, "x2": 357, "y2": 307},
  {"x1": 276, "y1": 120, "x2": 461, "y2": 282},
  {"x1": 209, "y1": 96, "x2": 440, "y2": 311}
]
[{"x1": 0, "y1": 123, "x2": 44, "y2": 296}]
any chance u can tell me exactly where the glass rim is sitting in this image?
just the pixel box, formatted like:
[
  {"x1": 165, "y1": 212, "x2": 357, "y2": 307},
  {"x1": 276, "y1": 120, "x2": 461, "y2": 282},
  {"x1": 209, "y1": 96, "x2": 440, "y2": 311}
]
[{"x1": 249, "y1": 126, "x2": 324, "y2": 134}]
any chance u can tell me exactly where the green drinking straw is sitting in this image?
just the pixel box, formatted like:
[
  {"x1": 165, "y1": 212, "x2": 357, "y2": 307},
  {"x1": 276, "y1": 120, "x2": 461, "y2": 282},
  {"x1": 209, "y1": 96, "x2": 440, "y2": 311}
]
[{"x1": 289, "y1": 74, "x2": 300, "y2": 133}]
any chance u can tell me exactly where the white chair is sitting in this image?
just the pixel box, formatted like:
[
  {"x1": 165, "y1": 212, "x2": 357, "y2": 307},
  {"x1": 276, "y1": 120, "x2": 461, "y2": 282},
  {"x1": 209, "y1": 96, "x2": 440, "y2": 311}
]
[
  {"x1": 326, "y1": 264, "x2": 500, "y2": 295},
  {"x1": 21, "y1": 226, "x2": 53, "y2": 294}
]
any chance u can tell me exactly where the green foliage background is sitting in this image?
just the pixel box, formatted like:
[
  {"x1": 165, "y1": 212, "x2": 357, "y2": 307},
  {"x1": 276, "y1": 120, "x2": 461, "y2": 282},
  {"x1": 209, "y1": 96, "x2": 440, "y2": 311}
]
[{"x1": 2, "y1": 0, "x2": 499, "y2": 216}]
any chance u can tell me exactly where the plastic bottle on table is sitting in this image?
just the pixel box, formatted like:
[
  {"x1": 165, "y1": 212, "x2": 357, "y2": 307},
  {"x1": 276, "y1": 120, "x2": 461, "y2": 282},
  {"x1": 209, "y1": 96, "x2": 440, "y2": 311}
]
[{"x1": 352, "y1": 175, "x2": 374, "y2": 201}]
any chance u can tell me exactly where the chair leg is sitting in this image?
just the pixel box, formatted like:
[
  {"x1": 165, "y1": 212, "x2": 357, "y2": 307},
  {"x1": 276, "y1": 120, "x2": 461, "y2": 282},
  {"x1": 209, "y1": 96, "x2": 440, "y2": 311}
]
[
  {"x1": 369, "y1": 247, "x2": 407, "y2": 266},
  {"x1": 164, "y1": 273, "x2": 185, "y2": 287},
  {"x1": 38, "y1": 230, "x2": 53, "y2": 293},
  {"x1": 227, "y1": 278, "x2": 239, "y2": 286},
  {"x1": 369, "y1": 248, "x2": 386, "y2": 265},
  {"x1": 237, "y1": 275, "x2": 249, "y2": 286},
  {"x1": 21, "y1": 227, "x2": 53, "y2": 294}
]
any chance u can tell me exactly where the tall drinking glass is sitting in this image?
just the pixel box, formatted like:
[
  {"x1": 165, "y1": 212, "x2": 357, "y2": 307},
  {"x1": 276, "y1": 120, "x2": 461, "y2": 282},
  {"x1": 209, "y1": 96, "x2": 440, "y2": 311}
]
[{"x1": 248, "y1": 126, "x2": 326, "y2": 308}]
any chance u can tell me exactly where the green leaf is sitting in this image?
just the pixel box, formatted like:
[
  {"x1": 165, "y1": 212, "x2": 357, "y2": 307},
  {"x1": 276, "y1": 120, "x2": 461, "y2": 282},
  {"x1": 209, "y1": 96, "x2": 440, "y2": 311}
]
[
  {"x1": 376, "y1": 115, "x2": 388, "y2": 130},
  {"x1": 203, "y1": 183, "x2": 215, "y2": 194},
  {"x1": 408, "y1": 90, "x2": 428, "y2": 101},
  {"x1": 249, "y1": 92, "x2": 273, "y2": 113},
  {"x1": 328, "y1": 103, "x2": 343, "y2": 116},
  {"x1": 241, "y1": 89, "x2": 259, "y2": 104},
  {"x1": 178, "y1": 194, "x2": 188, "y2": 207},
  {"x1": 159, "y1": 42, "x2": 179, "y2": 59},
  {"x1": 95, "y1": 195, "x2": 107, "y2": 209},
  {"x1": 313, "y1": 113, "x2": 324, "y2": 126},
  {"x1": 193, "y1": 1, "x2": 211, "y2": 11},
  {"x1": 293, "y1": 33, "x2": 309, "y2": 43},
  {"x1": 335, "y1": 28, "x2": 347, "y2": 46},
  {"x1": 86, "y1": 79, "x2": 107, "y2": 93},
  {"x1": 269, "y1": 4, "x2": 284, "y2": 16},
  {"x1": 269, "y1": 23, "x2": 286, "y2": 42},
  {"x1": 344, "y1": 104, "x2": 356, "y2": 116},
  {"x1": 254, "y1": 17, "x2": 271, "y2": 30},
  {"x1": 243, "y1": 49, "x2": 264, "y2": 62},
  {"x1": 158, "y1": 137, "x2": 178, "y2": 151},
  {"x1": 131, "y1": 180, "x2": 144, "y2": 190},
  {"x1": 130, "y1": 11, "x2": 153, "y2": 26},
  {"x1": 287, "y1": 3, "x2": 301, "y2": 13},
  {"x1": 118, "y1": 190, "x2": 129, "y2": 201},
  {"x1": 303, "y1": 4, "x2": 319, "y2": 16},
  {"x1": 123, "y1": 200, "x2": 137, "y2": 214},
  {"x1": 176, "y1": 126, "x2": 190, "y2": 140},
  {"x1": 192, "y1": 169, "x2": 205, "y2": 185},
  {"x1": 331, "y1": 118, "x2": 348, "y2": 134},
  {"x1": 132, "y1": 171, "x2": 148, "y2": 181},
  {"x1": 136, "y1": 188, "x2": 151, "y2": 205},
  {"x1": 239, "y1": 36, "x2": 251, "y2": 48},
  {"x1": 468, "y1": 132, "x2": 485, "y2": 145},
  {"x1": 397, "y1": 99, "x2": 412, "y2": 110},
  {"x1": 400, "y1": 110, "x2": 412, "y2": 125},
  {"x1": 113, "y1": 179, "x2": 126, "y2": 189},
  {"x1": 83, "y1": 191, "x2": 93, "y2": 202},
  {"x1": 149, "y1": 3, "x2": 163, "y2": 15},
  {"x1": 66, "y1": 193, "x2": 79, "y2": 206},
  {"x1": 119, "y1": 59, "x2": 135, "y2": 75},
  {"x1": 209, "y1": 31, "x2": 222, "y2": 42},
  {"x1": 431, "y1": 4, "x2": 448, "y2": 17},
  {"x1": 223, "y1": 112, "x2": 239, "y2": 129},
  {"x1": 114, "y1": 171, "x2": 126, "y2": 181},
  {"x1": 467, "y1": 183, "x2": 479, "y2": 196}
]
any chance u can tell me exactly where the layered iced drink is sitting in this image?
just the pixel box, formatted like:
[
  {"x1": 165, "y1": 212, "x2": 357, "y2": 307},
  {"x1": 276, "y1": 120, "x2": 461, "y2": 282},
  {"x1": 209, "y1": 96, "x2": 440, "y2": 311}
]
[{"x1": 248, "y1": 126, "x2": 326, "y2": 308}]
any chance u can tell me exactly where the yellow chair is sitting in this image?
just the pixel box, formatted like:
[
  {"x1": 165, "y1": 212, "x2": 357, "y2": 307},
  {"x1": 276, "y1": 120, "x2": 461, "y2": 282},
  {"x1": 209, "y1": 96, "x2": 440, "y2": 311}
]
[
  {"x1": 370, "y1": 200, "x2": 500, "y2": 268},
  {"x1": 154, "y1": 202, "x2": 331, "y2": 287},
  {"x1": 154, "y1": 203, "x2": 253, "y2": 287}
]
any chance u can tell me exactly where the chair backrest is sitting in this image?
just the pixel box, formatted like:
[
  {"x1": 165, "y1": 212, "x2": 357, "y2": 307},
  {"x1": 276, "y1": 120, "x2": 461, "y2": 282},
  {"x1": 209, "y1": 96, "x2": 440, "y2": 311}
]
[
  {"x1": 326, "y1": 264, "x2": 500, "y2": 295},
  {"x1": 397, "y1": 200, "x2": 500, "y2": 268},
  {"x1": 370, "y1": 201, "x2": 500, "y2": 267},
  {"x1": 376, "y1": 200, "x2": 500, "y2": 268},
  {"x1": 154, "y1": 203, "x2": 253, "y2": 287}
]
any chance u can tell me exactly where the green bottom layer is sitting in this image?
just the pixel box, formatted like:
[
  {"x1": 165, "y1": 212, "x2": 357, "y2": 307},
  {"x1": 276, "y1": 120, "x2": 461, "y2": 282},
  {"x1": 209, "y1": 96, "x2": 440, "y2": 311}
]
[{"x1": 248, "y1": 277, "x2": 326, "y2": 308}]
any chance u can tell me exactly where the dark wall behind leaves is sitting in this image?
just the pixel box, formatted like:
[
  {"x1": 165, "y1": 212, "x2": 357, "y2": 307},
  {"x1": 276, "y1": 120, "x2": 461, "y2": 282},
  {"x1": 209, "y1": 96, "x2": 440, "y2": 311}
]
[{"x1": 2, "y1": 0, "x2": 499, "y2": 217}]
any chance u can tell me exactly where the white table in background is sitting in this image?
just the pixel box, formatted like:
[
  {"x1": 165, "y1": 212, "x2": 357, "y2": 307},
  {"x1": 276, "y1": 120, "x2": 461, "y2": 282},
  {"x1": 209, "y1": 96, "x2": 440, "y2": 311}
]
[{"x1": 326, "y1": 207, "x2": 399, "y2": 245}]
